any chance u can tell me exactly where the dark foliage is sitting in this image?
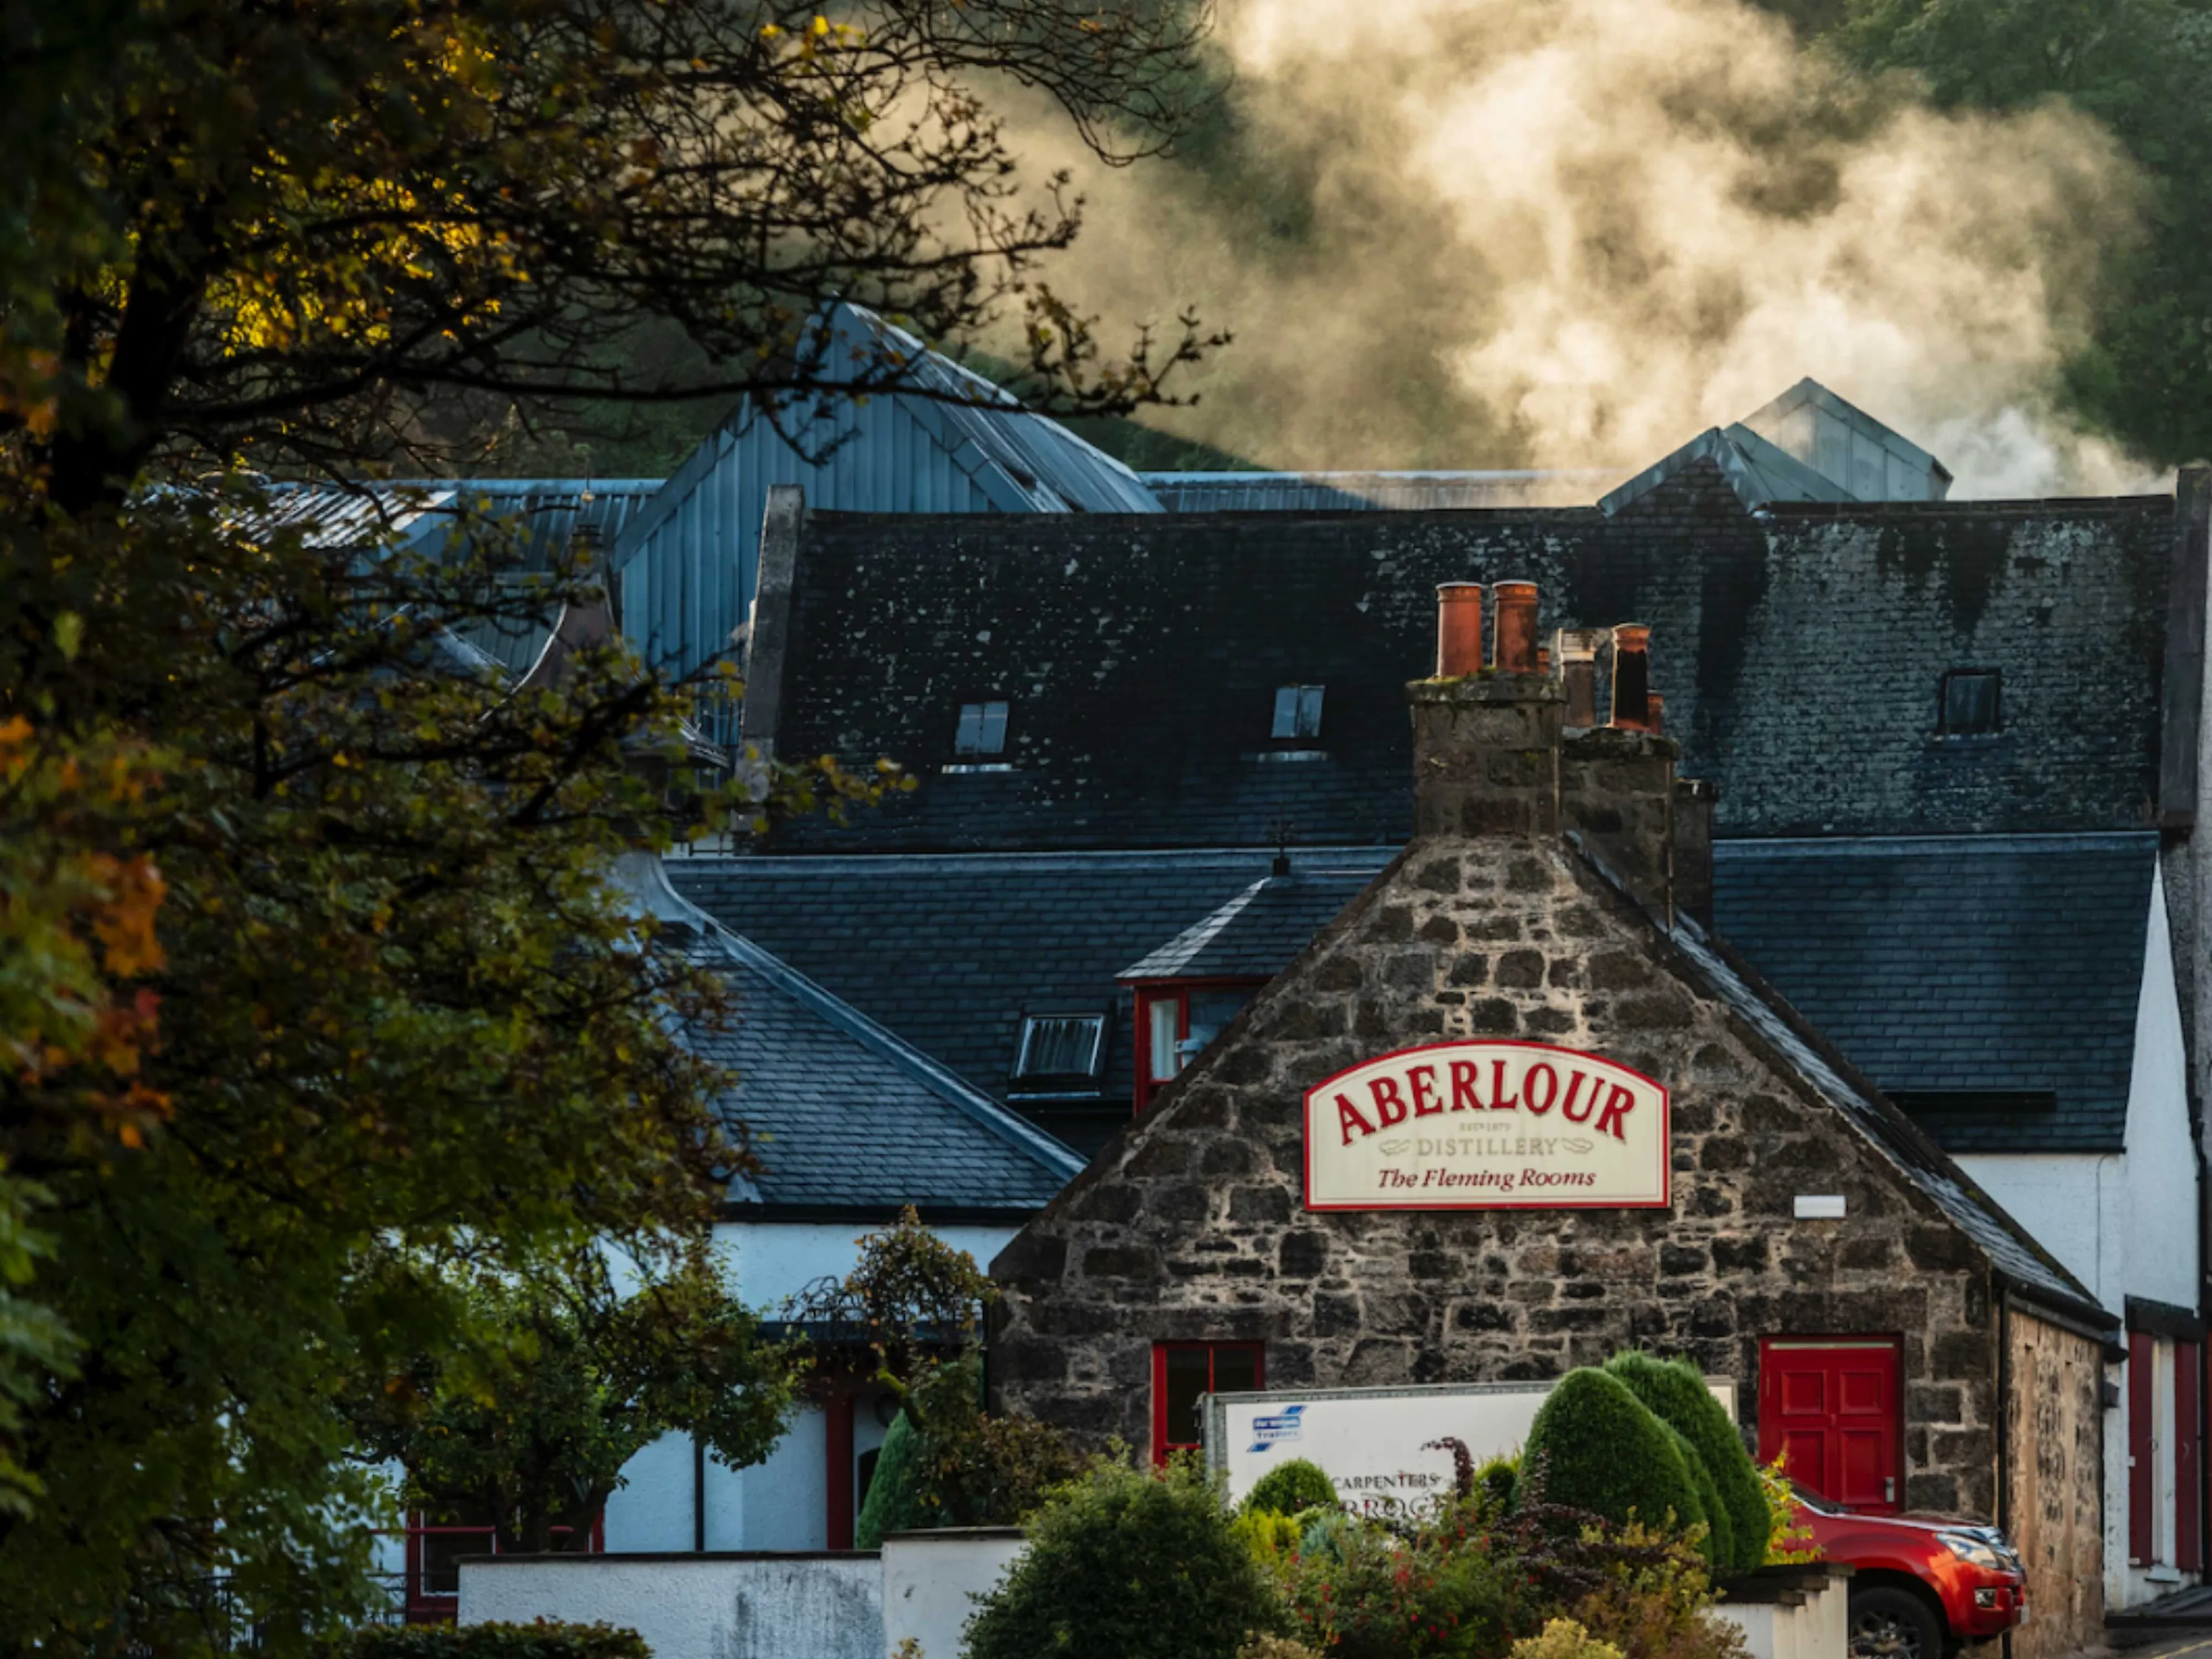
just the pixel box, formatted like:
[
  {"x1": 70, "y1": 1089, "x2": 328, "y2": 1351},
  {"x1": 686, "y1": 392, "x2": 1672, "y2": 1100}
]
[{"x1": 345, "y1": 1623, "x2": 649, "y2": 1659}]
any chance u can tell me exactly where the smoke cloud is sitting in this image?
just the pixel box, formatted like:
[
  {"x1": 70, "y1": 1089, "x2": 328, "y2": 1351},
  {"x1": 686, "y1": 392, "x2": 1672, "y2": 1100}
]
[{"x1": 1019, "y1": 0, "x2": 2163, "y2": 496}]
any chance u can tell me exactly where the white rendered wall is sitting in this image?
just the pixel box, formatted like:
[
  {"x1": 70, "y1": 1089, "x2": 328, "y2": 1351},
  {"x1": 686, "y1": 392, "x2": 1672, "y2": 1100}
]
[
  {"x1": 461, "y1": 1555, "x2": 881, "y2": 1659},
  {"x1": 879, "y1": 1529, "x2": 1025, "y2": 1659},
  {"x1": 715, "y1": 1220, "x2": 1019, "y2": 1307},
  {"x1": 1966, "y1": 865, "x2": 2198, "y2": 1612}
]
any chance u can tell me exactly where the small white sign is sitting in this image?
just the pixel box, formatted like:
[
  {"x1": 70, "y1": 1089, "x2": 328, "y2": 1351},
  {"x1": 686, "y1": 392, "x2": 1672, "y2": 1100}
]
[
  {"x1": 1303, "y1": 1040, "x2": 1670, "y2": 1211},
  {"x1": 1793, "y1": 1194, "x2": 1847, "y2": 1219}
]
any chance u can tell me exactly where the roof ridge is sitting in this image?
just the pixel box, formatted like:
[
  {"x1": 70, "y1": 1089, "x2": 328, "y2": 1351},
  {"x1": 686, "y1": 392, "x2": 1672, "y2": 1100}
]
[
  {"x1": 634, "y1": 855, "x2": 1085, "y2": 1183},
  {"x1": 1119, "y1": 874, "x2": 1270, "y2": 979},
  {"x1": 669, "y1": 846, "x2": 1398, "y2": 874}
]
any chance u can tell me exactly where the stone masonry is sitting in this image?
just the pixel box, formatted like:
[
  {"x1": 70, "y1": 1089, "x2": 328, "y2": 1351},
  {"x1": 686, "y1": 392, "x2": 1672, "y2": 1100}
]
[{"x1": 988, "y1": 671, "x2": 2096, "y2": 1521}]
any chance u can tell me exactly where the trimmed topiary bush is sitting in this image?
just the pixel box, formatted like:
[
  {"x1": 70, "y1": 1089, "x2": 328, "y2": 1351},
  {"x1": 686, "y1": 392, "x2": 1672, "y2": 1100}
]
[
  {"x1": 346, "y1": 1624, "x2": 649, "y2": 1659},
  {"x1": 1520, "y1": 1368, "x2": 1703, "y2": 1537},
  {"x1": 1244, "y1": 1457, "x2": 1339, "y2": 1516},
  {"x1": 966, "y1": 1459, "x2": 1285, "y2": 1659},
  {"x1": 1603, "y1": 1352, "x2": 1770, "y2": 1572},
  {"x1": 1475, "y1": 1455, "x2": 1520, "y2": 1516},
  {"x1": 1657, "y1": 1421, "x2": 1727, "y2": 1564}
]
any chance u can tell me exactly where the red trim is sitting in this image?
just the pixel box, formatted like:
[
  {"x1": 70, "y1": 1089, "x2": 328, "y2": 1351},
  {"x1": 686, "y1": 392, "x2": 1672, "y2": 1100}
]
[
  {"x1": 2180, "y1": 1340, "x2": 2204, "y2": 1573},
  {"x1": 825, "y1": 1393, "x2": 857, "y2": 1550},
  {"x1": 1150, "y1": 1341, "x2": 1264, "y2": 1465},
  {"x1": 1128, "y1": 977, "x2": 1266, "y2": 1112},
  {"x1": 2130, "y1": 1329, "x2": 2155, "y2": 1565},
  {"x1": 1301, "y1": 1039, "x2": 1671, "y2": 1212}
]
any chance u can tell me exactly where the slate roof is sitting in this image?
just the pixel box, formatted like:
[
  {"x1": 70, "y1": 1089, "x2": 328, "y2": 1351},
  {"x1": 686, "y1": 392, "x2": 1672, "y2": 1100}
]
[
  {"x1": 633, "y1": 860, "x2": 1082, "y2": 1213},
  {"x1": 1628, "y1": 852, "x2": 2109, "y2": 1329},
  {"x1": 1711, "y1": 833, "x2": 2156, "y2": 1154},
  {"x1": 1119, "y1": 866, "x2": 1384, "y2": 980},
  {"x1": 763, "y1": 463, "x2": 2173, "y2": 850},
  {"x1": 664, "y1": 848, "x2": 1397, "y2": 1150}
]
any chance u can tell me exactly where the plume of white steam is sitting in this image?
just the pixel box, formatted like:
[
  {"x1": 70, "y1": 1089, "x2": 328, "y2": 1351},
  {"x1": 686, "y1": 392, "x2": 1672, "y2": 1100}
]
[{"x1": 1019, "y1": 0, "x2": 2165, "y2": 496}]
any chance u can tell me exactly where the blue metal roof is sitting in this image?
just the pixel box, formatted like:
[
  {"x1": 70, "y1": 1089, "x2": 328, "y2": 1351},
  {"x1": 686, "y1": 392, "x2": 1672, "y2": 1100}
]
[
  {"x1": 609, "y1": 303, "x2": 1159, "y2": 685},
  {"x1": 1141, "y1": 470, "x2": 1620, "y2": 511}
]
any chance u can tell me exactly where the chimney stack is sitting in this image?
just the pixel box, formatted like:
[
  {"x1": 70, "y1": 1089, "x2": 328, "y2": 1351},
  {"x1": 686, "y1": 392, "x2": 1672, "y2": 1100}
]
[
  {"x1": 1493, "y1": 580, "x2": 1539, "y2": 673},
  {"x1": 1435, "y1": 582, "x2": 1484, "y2": 677},
  {"x1": 1609, "y1": 623, "x2": 1653, "y2": 731},
  {"x1": 1410, "y1": 584, "x2": 1561, "y2": 839},
  {"x1": 1555, "y1": 629, "x2": 1603, "y2": 728}
]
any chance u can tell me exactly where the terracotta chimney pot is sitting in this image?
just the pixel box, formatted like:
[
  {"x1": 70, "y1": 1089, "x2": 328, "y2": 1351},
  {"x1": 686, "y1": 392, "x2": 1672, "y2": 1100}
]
[
  {"x1": 1435, "y1": 583, "x2": 1485, "y2": 677},
  {"x1": 1611, "y1": 623, "x2": 1653, "y2": 731},
  {"x1": 1555, "y1": 628, "x2": 1603, "y2": 728},
  {"x1": 1495, "y1": 581, "x2": 1539, "y2": 673}
]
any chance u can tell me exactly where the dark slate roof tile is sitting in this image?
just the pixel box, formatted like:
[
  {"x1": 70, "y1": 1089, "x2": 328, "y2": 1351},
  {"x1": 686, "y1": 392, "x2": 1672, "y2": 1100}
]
[{"x1": 1711, "y1": 833, "x2": 2154, "y2": 1155}]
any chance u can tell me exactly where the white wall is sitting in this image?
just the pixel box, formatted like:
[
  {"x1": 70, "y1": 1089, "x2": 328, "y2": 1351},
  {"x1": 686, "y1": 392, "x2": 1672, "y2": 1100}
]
[
  {"x1": 461, "y1": 1555, "x2": 881, "y2": 1659},
  {"x1": 879, "y1": 1530, "x2": 1025, "y2": 1659},
  {"x1": 1962, "y1": 864, "x2": 2200, "y2": 1613}
]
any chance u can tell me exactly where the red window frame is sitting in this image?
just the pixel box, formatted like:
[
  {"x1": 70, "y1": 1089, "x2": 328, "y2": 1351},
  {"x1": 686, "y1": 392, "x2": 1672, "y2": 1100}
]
[
  {"x1": 1150, "y1": 1341, "x2": 1264, "y2": 1464},
  {"x1": 1128, "y1": 979, "x2": 1265, "y2": 1111},
  {"x1": 387, "y1": 1511, "x2": 603, "y2": 1623}
]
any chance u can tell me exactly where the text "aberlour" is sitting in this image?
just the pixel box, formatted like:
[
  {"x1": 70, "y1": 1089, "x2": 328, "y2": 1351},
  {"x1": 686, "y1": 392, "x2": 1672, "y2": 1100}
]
[{"x1": 1331, "y1": 1050, "x2": 1636, "y2": 1146}]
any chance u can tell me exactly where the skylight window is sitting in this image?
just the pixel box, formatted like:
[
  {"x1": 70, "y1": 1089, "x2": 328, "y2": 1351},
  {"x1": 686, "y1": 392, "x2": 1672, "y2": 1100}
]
[
  {"x1": 955, "y1": 700, "x2": 1009, "y2": 756},
  {"x1": 1011, "y1": 1013, "x2": 1108, "y2": 1091},
  {"x1": 1272, "y1": 685, "x2": 1325, "y2": 741},
  {"x1": 1939, "y1": 669, "x2": 2001, "y2": 737}
]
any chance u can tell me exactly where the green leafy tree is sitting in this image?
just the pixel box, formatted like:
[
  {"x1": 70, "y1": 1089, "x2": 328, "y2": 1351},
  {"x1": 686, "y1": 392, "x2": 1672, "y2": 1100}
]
[
  {"x1": 350, "y1": 1244, "x2": 798, "y2": 1553},
  {"x1": 0, "y1": 0, "x2": 1211, "y2": 1650}
]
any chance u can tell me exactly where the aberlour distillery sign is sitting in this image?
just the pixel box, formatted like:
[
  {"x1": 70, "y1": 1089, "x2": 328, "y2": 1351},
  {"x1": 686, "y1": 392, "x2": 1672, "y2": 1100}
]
[{"x1": 1303, "y1": 1040, "x2": 1670, "y2": 1211}]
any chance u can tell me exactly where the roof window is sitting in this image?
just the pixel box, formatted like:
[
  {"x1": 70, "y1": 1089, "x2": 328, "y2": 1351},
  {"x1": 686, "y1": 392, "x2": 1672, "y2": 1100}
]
[
  {"x1": 955, "y1": 700, "x2": 1009, "y2": 757},
  {"x1": 1938, "y1": 669, "x2": 2000, "y2": 737},
  {"x1": 1011, "y1": 1012, "x2": 1107, "y2": 1092},
  {"x1": 1272, "y1": 685, "x2": 1324, "y2": 741}
]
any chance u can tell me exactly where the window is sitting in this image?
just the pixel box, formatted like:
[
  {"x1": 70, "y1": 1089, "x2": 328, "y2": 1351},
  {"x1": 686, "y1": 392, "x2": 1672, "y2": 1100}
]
[
  {"x1": 386, "y1": 1493, "x2": 600, "y2": 1620},
  {"x1": 1938, "y1": 669, "x2": 2000, "y2": 736},
  {"x1": 1152, "y1": 1341, "x2": 1264, "y2": 1463},
  {"x1": 955, "y1": 700, "x2": 1009, "y2": 756},
  {"x1": 1011, "y1": 1012, "x2": 1108, "y2": 1093},
  {"x1": 1132, "y1": 982, "x2": 1261, "y2": 1109},
  {"x1": 1272, "y1": 685, "x2": 1325, "y2": 741}
]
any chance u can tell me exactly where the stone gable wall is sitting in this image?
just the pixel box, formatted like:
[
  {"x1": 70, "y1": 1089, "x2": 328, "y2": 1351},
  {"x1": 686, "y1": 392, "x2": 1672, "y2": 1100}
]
[{"x1": 990, "y1": 833, "x2": 2007, "y2": 1516}]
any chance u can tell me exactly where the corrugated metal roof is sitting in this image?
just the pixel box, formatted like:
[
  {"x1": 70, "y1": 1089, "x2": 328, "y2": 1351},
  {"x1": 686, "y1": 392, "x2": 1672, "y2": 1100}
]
[
  {"x1": 1141, "y1": 470, "x2": 1622, "y2": 511},
  {"x1": 607, "y1": 303, "x2": 1161, "y2": 683}
]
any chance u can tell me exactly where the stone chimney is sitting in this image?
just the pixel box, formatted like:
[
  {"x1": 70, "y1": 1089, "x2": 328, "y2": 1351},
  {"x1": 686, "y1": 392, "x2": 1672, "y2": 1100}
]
[
  {"x1": 1409, "y1": 584, "x2": 1561, "y2": 839},
  {"x1": 1410, "y1": 584, "x2": 1710, "y2": 920}
]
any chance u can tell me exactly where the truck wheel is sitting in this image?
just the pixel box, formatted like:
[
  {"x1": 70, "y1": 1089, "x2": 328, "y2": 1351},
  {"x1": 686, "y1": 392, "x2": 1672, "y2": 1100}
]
[{"x1": 1848, "y1": 1585, "x2": 1945, "y2": 1659}]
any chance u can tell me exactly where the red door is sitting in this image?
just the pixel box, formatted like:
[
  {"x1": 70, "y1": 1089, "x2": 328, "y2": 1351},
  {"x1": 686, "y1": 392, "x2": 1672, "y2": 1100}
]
[{"x1": 1758, "y1": 1337, "x2": 1904, "y2": 1514}]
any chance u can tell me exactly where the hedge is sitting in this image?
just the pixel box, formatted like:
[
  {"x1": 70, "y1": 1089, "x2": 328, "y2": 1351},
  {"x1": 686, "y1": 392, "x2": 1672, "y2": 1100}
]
[
  {"x1": 1603, "y1": 1351, "x2": 1770, "y2": 1572},
  {"x1": 1658, "y1": 1420, "x2": 1728, "y2": 1564},
  {"x1": 345, "y1": 1622, "x2": 650, "y2": 1659},
  {"x1": 1520, "y1": 1368, "x2": 1703, "y2": 1537}
]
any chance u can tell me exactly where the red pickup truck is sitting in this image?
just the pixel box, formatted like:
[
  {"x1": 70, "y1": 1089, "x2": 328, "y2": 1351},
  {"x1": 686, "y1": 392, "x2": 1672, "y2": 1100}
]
[{"x1": 1793, "y1": 1487, "x2": 2029, "y2": 1659}]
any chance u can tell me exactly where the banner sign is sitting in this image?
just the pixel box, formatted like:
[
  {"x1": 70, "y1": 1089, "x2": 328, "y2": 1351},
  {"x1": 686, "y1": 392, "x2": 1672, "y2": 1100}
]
[{"x1": 1303, "y1": 1039, "x2": 1669, "y2": 1211}]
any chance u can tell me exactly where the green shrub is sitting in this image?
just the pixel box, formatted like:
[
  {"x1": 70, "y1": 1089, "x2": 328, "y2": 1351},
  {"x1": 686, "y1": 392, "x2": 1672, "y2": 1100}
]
[
  {"x1": 1603, "y1": 1353, "x2": 1769, "y2": 1573},
  {"x1": 1245, "y1": 1458, "x2": 1339, "y2": 1516},
  {"x1": 1234, "y1": 1507, "x2": 1305, "y2": 1564},
  {"x1": 345, "y1": 1623, "x2": 649, "y2": 1659},
  {"x1": 854, "y1": 1354, "x2": 1084, "y2": 1548},
  {"x1": 1510, "y1": 1618, "x2": 1625, "y2": 1659},
  {"x1": 1566, "y1": 1524, "x2": 1751, "y2": 1659},
  {"x1": 1754, "y1": 1454, "x2": 1821, "y2": 1565},
  {"x1": 1657, "y1": 1422, "x2": 1725, "y2": 1563},
  {"x1": 1278, "y1": 1506, "x2": 1542, "y2": 1659},
  {"x1": 965, "y1": 1459, "x2": 1285, "y2": 1659},
  {"x1": 1520, "y1": 1369, "x2": 1703, "y2": 1539},
  {"x1": 1475, "y1": 1456, "x2": 1520, "y2": 1516}
]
